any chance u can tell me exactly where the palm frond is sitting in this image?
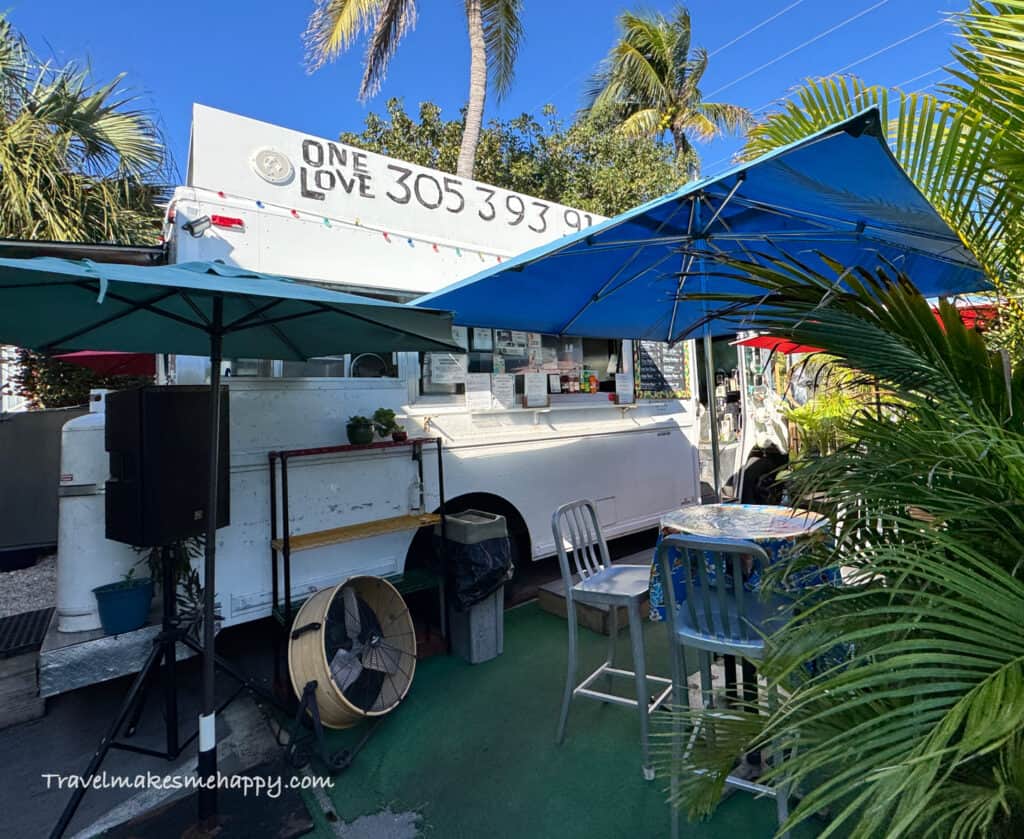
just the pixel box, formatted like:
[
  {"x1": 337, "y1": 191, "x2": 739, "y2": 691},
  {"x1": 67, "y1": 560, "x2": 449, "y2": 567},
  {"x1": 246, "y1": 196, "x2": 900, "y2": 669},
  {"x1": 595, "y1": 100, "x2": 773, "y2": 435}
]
[
  {"x1": 692, "y1": 101, "x2": 752, "y2": 136},
  {"x1": 664, "y1": 250, "x2": 1024, "y2": 837},
  {"x1": 481, "y1": 0, "x2": 523, "y2": 100},
  {"x1": 303, "y1": 0, "x2": 385, "y2": 71},
  {"x1": 359, "y1": 0, "x2": 418, "y2": 101},
  {"x1": 616, "y1": 107, "x2": 661, "y2": 139}
]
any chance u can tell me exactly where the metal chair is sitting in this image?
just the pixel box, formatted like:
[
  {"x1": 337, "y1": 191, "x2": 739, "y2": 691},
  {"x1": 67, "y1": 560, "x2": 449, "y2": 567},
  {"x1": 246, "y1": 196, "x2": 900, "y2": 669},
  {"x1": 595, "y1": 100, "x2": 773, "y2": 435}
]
[
  {"x1": 552, "y1": 499, "x2": 672, "y2": 780},
  {"x1": 655, "y1": 533, "x2": 792, "y2": 839}
]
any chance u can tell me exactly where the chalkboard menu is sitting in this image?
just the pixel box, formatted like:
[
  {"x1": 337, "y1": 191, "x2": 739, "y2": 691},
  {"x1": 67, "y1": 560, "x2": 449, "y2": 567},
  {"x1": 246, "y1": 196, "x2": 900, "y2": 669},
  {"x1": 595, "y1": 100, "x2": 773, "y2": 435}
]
[{"x1": 634, "y1": 341, "x2": 691, "y2": 399}]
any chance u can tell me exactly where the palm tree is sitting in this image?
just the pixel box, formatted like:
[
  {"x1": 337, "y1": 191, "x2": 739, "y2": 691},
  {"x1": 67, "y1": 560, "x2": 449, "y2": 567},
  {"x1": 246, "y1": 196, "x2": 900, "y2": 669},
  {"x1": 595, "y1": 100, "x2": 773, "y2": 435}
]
[
  {"x1": 653, "y1": 5, "x2": 1024, "y2": 836},
  {"x1": 304, "y1": 0, "x2": 523, "y2": 179},
  {"x1": 584, "y1": 4, "x2": 751, "y2": 177},
  {"x1": 656, "y1": 251, "x2": 1024, "y2": 838},
  {"x1": 0, "y1": 14, "x2": 166, "y2": 243},
  {"x1": 0, "y1": 13, "x2": 167, "y2": 408}
]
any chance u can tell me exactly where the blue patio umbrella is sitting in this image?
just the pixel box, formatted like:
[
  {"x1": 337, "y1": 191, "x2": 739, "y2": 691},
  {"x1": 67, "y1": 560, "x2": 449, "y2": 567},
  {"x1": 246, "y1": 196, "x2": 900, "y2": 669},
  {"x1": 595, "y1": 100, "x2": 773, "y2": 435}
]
[
  {"x1": 416, "y1": 108, "x2": 986, "y2": 340},
  {"x1": 415, "y1": 107, "x2": 988, "y2": 492},
  {"x1": 0, "y1": 256, "x2": 458, "y2": 834}
]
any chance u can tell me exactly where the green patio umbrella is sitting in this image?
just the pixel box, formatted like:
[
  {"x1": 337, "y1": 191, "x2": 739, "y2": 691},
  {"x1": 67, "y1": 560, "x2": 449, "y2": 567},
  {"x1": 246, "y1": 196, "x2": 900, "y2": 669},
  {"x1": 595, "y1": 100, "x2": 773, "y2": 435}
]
[{"x1": 0, "y1": 256, "x2": 459, "y2": 833}]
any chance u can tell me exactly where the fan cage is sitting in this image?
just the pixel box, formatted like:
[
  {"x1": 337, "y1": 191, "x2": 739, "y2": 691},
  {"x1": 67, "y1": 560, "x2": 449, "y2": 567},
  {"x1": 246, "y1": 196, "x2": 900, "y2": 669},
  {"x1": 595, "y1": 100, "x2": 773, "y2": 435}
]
[{"x1": 288, "y1": 576, "x2": 417, "y2": 729}]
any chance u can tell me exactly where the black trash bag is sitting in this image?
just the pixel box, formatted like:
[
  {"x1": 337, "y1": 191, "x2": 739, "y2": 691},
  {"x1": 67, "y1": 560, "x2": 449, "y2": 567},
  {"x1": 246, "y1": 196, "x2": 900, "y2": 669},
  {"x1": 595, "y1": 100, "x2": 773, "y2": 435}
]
[{"x1": 438, "y1": 534, "x2": 513, "y2": 611}]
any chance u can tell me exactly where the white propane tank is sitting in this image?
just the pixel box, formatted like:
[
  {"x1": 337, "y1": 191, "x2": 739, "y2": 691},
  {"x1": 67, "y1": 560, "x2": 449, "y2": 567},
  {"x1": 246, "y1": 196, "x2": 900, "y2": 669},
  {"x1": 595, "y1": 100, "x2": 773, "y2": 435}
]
[{"x1": 56, "y1": 390, "x2": 139, "y2": 632}]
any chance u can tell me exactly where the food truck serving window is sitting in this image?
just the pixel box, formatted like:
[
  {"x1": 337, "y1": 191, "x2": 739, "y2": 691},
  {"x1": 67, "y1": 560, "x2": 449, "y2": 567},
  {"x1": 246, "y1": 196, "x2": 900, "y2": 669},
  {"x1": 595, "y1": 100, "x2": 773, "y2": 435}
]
[
  {"x1": 419, "y1": 327, "x2": 622, "y2": 403},
  {"x1": 224, "y1": 354, "x2": 398, "y2": 378}
]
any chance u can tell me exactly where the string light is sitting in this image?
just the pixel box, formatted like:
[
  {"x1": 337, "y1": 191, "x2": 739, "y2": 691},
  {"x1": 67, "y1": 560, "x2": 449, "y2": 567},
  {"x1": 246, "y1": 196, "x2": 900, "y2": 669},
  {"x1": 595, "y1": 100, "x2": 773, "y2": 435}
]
[{"x1": 242, "y1": 194, "x2": 505, "y2": 262}]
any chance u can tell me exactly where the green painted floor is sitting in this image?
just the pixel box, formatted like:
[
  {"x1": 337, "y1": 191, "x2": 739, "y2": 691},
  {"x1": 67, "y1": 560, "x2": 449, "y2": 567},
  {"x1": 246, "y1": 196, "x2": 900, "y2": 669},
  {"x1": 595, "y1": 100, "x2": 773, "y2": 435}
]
[{"x1": 306, "y1": 602, "x2": 821, "y2": 838}]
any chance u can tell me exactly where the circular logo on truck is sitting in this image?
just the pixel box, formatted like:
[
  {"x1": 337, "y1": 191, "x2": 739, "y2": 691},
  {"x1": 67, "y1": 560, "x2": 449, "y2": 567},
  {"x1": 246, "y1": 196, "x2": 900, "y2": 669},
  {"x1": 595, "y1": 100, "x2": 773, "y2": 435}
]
[{"x1": 250, "y1": 147, "x2": 294, "y2": 185}]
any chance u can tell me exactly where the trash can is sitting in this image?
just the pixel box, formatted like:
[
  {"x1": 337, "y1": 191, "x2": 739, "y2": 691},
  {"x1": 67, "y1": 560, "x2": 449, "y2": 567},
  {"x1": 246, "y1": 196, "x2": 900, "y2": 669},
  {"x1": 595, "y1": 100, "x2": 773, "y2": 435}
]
[{"x1": 436, "y1": 510, "x2": 513, "y2": 664}]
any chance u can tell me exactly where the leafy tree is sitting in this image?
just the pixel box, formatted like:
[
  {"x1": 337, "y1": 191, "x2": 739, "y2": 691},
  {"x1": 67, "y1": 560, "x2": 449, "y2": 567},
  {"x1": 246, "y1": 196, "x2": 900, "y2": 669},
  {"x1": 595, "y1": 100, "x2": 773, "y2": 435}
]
[
  {"x1": 340, "y1": 98, "x2": 688, "y2": 215},
  {"x1": 304, "y1": 0, "x2": 523, "y2": 179},
  {"x1": 12, "y1": 350, "x2": 150, "y2": 410},
  {"x1": 584, "y1": 4, "x2": 750, "y2": 176},
  {"x1": 0, "y1": 13, "x2": 167, "y2": 408}
]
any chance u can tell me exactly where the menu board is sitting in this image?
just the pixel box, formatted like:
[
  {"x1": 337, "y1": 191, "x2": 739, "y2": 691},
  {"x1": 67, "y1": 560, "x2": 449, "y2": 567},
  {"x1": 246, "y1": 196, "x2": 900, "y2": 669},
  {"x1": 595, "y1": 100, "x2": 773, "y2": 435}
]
[
  {"x1": 465, "y1": 373, "x2": 492, "y2": 411},
  {"x1": 634, "y1": 341, "x2": 691, "y2": 399}
]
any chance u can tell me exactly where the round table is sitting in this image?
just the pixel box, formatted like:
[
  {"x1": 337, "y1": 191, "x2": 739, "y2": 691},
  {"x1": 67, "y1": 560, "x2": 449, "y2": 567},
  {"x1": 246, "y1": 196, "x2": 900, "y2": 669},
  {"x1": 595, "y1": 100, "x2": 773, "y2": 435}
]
[{"x1": 648, "y1": 503, "x2": 836, "y2": 622}]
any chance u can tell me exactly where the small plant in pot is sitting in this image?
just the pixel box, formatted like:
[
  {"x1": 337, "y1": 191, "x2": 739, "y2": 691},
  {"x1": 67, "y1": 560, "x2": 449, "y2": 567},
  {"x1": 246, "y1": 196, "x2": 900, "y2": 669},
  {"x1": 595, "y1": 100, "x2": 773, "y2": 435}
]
[
  {"x1": 346, "y1": 415, "x2": 375, "y2": 445},
  {"x1": 93, "y1": 567, "x2": 154, "y2": 636},
  {"x1": 373, "y1": 407, "x2": 406, "y2": 441}
]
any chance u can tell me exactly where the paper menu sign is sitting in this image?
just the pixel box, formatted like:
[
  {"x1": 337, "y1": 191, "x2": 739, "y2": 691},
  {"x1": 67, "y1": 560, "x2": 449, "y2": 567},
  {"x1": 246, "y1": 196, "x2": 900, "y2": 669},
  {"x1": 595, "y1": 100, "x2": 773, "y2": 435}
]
[
  {"x1": 429, "y1": 353, "x2": 466, "y2": 384},
  {"x1": 615, "y1": 372, "x2": 635, "y2": 404},
  {"x1": 524, "y1": 372, "x2": 549, "y2": 407},
  {"x1": 465, "y1": 373, "x2": 492, "y2": 411},
  {"x1": 452, "y1": 326, "x2": 469, "y2": 349},
  {"x1": 471, "y1": 328, "x2": 493, "y2": 351},
  {"x1": 492, "y1": 374, "x2": 515, "y2": 409}
]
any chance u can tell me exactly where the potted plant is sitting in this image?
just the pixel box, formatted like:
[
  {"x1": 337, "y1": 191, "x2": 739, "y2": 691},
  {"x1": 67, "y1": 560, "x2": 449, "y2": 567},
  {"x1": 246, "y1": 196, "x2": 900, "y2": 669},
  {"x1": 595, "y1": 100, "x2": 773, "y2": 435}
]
[
  {"x1": 373, "y1": 407, "x2": 406, "y2": 441},
  {"x1": 93, "y1": 567, "x2": 154, "y2": 636},
  {"x1": 346, "y1": 415, "x2": 375, "y2": 445}
]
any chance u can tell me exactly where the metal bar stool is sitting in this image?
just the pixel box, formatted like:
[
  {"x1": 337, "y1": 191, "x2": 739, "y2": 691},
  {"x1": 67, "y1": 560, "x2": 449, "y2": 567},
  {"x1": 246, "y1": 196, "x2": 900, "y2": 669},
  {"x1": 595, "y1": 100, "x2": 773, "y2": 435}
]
[
  {"x1": 655, "y1": 533, "x2": 792, "y2": 838},
  {"x1": 552, "y1": 499, "x2": 673, "y2": 780}
]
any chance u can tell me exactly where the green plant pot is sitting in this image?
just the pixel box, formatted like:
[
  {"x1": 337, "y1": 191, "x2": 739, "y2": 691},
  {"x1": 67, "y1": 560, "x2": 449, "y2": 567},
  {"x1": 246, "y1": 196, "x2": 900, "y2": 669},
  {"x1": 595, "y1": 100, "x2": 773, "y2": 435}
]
[
  {"x1": 93, "y1": 578, "x2": 153, "y2": 635},
  {"x1": 346, "y1": 423, "x2": 374, "y2": 446}
]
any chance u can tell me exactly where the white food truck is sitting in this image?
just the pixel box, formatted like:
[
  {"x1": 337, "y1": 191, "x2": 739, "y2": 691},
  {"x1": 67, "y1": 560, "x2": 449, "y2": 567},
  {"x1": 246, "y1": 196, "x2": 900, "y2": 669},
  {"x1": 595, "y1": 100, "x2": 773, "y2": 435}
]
[{"x1": 43, "y1": 105, "x2": 705, "y2": 696}]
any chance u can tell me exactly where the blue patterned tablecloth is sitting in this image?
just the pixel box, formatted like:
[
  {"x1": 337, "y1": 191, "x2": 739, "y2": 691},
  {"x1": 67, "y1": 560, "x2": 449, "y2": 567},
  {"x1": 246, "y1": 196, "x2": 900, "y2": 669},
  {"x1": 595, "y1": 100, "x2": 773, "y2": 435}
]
[{"x1": 649, "y1": 504, "x2": 837, "y2": 621}]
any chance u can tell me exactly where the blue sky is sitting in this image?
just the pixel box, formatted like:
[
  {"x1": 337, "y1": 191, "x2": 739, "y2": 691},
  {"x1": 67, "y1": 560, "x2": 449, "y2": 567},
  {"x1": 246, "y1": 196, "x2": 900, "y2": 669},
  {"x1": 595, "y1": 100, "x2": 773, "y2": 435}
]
[{"x1": 11, "y1": 0, "x2": 964, "y2": 184}]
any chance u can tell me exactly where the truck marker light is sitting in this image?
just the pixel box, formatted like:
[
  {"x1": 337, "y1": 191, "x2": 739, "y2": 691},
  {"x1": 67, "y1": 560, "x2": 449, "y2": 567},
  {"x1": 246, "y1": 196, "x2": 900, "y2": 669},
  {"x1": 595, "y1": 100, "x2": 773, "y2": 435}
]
[
  {"x1": 210, "y1": 215, "x2": 245, "y2": 231},
  {"x1": 290, "y1": 209, "x2": 300, "y2": 218}
]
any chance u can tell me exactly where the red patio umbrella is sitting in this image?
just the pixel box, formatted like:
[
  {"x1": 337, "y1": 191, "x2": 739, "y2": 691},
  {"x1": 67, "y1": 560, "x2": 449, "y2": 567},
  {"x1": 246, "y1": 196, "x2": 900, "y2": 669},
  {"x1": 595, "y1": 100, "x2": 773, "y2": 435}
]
[
  {"x1": 736, "y1": 303, "x2": 999, "y2": 357},
  {"x1": 54, "y1": 350, "x2": 156, "y2": 377},
  {"x1": 733, "y1": 335, "x2": 823, "y2": 355}
]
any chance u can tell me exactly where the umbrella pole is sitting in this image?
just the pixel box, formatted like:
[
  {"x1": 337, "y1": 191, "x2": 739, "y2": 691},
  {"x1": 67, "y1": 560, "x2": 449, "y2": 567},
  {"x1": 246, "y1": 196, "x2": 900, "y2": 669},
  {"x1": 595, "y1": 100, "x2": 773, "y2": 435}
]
[
  {"x1": 198, "y1": 296, "x2": 224, "y2": 821},
  {"x1": 703, "y1": 331, "x2": 722, "y2": 500}
]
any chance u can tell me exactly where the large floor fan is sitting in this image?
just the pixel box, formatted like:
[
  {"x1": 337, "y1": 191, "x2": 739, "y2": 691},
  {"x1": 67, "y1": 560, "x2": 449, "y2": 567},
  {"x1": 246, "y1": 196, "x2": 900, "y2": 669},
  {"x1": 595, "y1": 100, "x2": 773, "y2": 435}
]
[{"x1": 288, "y1": 576, "x2": 416, "y2": 729}]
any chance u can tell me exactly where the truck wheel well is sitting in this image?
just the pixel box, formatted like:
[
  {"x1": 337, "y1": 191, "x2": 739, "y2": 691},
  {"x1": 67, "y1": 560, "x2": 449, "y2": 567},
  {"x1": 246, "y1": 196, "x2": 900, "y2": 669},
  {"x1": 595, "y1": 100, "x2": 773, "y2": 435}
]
[{"x1": 405, "y1": 493, "x2": 531, "y2": 570}]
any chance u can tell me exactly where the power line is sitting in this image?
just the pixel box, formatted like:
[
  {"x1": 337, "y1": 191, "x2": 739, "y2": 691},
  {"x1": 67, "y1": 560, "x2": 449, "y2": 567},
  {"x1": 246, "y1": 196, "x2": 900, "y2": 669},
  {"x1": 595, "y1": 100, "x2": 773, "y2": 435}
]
[
  {"x1": 709, "y1": 0, "x2": 808, "y2": 57},
  {"x1": 745, "y1": 14, "x2": 956, "y2": 115},
  {"x1": 533, "y1": 0, "x2": 811, "y2": 112},
  {"x1": 911, "y1": 73, "x2": 954, "y2": 95},
  {"x1": 832, "y1": 18, "x2": 948, "y2": 75},
  {"x1": 894, "y1": 65, "x2": 945, "y2": 89},
  {"x1": 707, "y1": 0, "x2": 892, "y2": 97}
]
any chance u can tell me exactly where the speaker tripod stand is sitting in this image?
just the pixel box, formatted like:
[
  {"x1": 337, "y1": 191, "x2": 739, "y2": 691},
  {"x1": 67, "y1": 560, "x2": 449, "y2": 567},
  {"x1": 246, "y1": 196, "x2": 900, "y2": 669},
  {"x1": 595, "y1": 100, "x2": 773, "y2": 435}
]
[{"x1": 50, "y1": 548, "x2": 280, "y2": 839}]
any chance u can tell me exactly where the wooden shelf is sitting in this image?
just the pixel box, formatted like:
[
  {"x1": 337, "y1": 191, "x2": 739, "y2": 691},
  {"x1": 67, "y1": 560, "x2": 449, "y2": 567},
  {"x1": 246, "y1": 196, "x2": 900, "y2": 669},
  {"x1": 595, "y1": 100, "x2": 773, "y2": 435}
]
[{"x1": 271, "y1": 513, "x2": 441, "y2": 553}]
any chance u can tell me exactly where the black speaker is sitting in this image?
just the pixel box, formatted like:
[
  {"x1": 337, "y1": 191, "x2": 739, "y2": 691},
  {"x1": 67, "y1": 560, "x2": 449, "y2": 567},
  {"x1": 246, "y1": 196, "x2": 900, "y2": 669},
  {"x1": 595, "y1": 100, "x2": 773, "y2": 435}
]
[{"x1": 105, "y1": 386, "x2": 230, "y2": 547}]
